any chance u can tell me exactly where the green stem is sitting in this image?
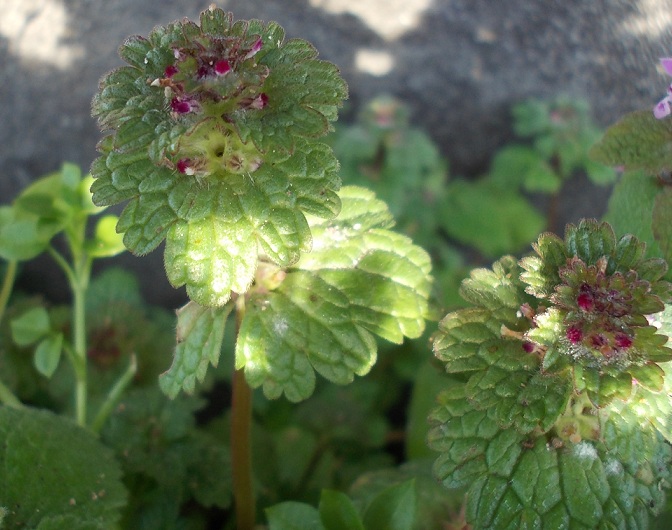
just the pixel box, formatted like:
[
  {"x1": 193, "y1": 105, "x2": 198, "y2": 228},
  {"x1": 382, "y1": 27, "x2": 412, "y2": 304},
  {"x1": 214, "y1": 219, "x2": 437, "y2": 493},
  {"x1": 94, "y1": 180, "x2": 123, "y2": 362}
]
[
  {"x1": 0, "y1": 379, "x2": 22, "y2": 408},
  {"x1": 231, "y1": 297, "x2": 255, "y2": 530},
  {"x1": 0, "y1": 261, "x2": 22, "y2": 409},
  {"x1": 0, "y1": 260, "x2": 18, "y2": 326},
  {"x1": 71, "y1": 257, "x2": 91, "y2": 427},
  {"x1": 91, "y1": 354, "x2": 137, "y2": 434},
  {"x1": 49, "y1": 245, "x2": 91, "y2": 427}
]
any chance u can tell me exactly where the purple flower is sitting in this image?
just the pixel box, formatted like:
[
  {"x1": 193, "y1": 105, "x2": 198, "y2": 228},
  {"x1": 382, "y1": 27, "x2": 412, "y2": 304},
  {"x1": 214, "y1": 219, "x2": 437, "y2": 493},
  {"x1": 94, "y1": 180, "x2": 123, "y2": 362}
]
[
  {"x1": 653, "y1": 58, "x2": 672, "y2": 119},
  {"x1": 214, "y1": 59, "x2": 231, "y2": 76},
  {"x1": 244, "y1": 38, "x2": 263, "y2": 60},
  {"x1": 171, "y1": 95, "x2": 200, "y2": 115}
]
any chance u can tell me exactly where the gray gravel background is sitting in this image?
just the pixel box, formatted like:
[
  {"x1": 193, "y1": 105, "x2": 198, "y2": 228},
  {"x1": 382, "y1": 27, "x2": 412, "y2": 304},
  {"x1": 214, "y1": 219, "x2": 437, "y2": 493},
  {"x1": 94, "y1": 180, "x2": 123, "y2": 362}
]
[{"x1": 2, "y1": 0, "x2": 671, "y2": 306}]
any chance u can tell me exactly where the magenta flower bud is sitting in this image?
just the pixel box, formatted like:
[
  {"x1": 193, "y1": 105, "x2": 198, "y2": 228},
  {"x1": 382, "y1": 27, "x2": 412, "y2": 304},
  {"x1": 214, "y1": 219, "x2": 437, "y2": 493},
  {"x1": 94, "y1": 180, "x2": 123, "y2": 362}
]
[
  {"x1": 214, "y1": 59, "x2": 231, "y2": 76},
  {"x1": 614, "y1": 333, "x2": 633, "y2": 349},
  {"x1": 522, "y1": 341, "x2": 535, "y2": 353},
  {"x1": 164, "y1": 65, "x2": 178, "y2": 78},
  {"x1": 577, "y1": 292, "x2": 594, "y2": 312},
  {"x1": 566, "y1": 326, "x2": 583, "y2": 344},
  {"x1": 244, "y1": 38, "x2": 263, "y2": 60},
  {"x1": 171, "y1": 96, "x2": 198, "y2": 114},
  {"x1": 249, "y1": 93, "x2": 268, "y2": 109},
  {"x1": 176, "y1": 158, "x2": 195, "y2": 175}
]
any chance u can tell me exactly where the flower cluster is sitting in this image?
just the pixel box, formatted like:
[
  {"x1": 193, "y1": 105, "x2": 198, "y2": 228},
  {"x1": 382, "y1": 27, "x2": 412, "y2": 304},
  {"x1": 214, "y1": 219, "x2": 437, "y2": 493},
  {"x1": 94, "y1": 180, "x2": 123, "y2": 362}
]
[
  {"x1": 522, "y1": 222, "x2": 672, "y2": 373},
  {"x1": 90, "y1": 7, "x2": 347, "y2": 306}
]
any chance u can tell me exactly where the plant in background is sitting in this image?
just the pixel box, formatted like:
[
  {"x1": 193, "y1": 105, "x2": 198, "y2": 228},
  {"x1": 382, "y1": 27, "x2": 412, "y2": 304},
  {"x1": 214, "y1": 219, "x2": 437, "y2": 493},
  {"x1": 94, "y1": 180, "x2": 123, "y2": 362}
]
[
  {"x1": 441, "y1": 97, "x2": 617, "y2": 259},
  {"x1": 0, "y1": 164, "x2": 130, "y2": 528}
]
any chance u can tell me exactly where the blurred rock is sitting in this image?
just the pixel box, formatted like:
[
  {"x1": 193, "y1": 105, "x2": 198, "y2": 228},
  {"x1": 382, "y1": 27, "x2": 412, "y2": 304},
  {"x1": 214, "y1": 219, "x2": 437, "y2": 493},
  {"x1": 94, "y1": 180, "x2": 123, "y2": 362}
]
[{"x1": 1, "y1": 0, "x2": 671, "y2": 306}]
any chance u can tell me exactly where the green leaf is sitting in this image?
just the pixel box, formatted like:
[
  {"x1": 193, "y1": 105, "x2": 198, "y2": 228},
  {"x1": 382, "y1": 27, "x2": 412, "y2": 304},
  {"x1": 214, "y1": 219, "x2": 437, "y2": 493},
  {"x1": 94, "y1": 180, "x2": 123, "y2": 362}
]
[
  {"x1": 362, "y1": 479, "x2": 416, "y2": 530},
  {"x1": 266, "y1": 502, "x2": 326, "y2": 530},
  {"x1": 11, "y1": 307, "x2": 50, "y2": 346},
  {"x1": 85, "y1": 215, "x2": 126, "y2": 258},
  {"x1": 159, "y1": 301, "x2": 232, "y2": 398},
  {"x1": 319, "y1": 490, "x2": 365, "y2": 530},
  {"x1": 585, "y1": 158, "x2": 617, "y2": 186},
  {"x1": 440, "y1": 179, "x2": 544, "y2": 258},
  {"x1": 590, "y1": 110, "x2": 672, "y2": 174},
  {"x1": 0, "y1": 206, "x2": 50, "y2": 261},
  {"x1": 489, "y1": 145, "x2": 560, "y2": 194},
  {"x1": 33, "y1": 333, "x2": 63, "y2": 378},
  {"x1": 0, "y1": 407, "x2": 126, "y2": 528},
  {"x1": 236, "y1": 186, "x2": 432, "y2": 401},
  {"x1": 652, "y1": 186, "x2": 672, "y2": 267}
]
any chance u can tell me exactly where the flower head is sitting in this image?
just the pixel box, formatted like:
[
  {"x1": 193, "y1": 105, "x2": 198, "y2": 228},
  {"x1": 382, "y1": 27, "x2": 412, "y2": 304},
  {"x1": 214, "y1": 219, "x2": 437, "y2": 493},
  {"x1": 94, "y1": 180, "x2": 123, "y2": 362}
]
[{"x1": 653, "y1": 58, "x2": 672, "y2": 119}]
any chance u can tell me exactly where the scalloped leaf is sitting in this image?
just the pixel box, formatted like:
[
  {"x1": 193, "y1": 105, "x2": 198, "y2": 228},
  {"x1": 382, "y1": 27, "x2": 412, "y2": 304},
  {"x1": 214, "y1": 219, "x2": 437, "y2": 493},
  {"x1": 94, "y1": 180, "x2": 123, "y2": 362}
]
[
  {"x1": 236, "y1": 186, "x2": 432, "y2": 401},
  {"x1": 565, "y1": 219, "x2": 616, "y2": 264},
  {"x1": 0, "y1": 407, "x2": 126, "y2": 528},
  {"x1": 431, "y1": 386, "x2": 672, "y2": 529},
  {"x1": 428, "y1": 383, "x2": 524, "y2": 490},
  {"x1": 440, "y1": 179, "x2": 545, "y2": 258},
  {"x1": 464, "y1": 341, "x2": 572, "y2": 433},
  {"x1": 590, "y1": 110, "x2": 672, "y2": 174},
  {"x1": 159, "y1": 302, "x2": 232, "y2": 398},
  {"x1": 603, "y1": 170, "x2": 663, "y2": 263}
]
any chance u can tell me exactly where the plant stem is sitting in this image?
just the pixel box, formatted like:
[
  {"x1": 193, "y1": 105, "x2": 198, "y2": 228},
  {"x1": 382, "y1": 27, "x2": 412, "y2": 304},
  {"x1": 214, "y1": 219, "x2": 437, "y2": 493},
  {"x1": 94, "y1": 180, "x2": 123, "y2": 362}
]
[
  {"x1": 51, "y1": 245, "x2": 91, "y2": 427},
  {"x1": 91, "y1": 354, "x2": 137, "y2": 434},
  {"x1": 231, "y1": 297, "x2": 255, "y2": 530},
  {"x1": 0, "y1": 261, "x2": 22, "y2": 409},
  {"x1": 0, "y1": 380, "x2": 22, "y2": 408},
  {"x1": 0, "y1": 260, "x2": 18, "y2": 326}
]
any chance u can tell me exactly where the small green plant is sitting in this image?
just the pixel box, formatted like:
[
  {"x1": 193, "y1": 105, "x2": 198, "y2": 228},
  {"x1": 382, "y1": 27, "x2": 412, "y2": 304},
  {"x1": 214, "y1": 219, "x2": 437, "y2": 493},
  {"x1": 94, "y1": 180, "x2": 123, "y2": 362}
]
[{"x1": 1, "y1": 7, "x2": 672, "y2": 530}]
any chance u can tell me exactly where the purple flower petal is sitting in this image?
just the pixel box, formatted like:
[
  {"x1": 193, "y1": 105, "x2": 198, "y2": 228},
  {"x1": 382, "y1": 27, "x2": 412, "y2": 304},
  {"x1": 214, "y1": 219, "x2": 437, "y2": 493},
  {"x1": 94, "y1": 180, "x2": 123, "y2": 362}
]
[
  {"x1": 215, "y1": 59, "x2": 231, "y2": 76},
  {"x1": 661, "y1": 57, "x2": 672, "y2": 76},
  {"x1": 244, "y1": 38, "x2": 263, "y2": 60},
  {"x1": 654, "y1": 97, "x2": 671, "y2": 119}
]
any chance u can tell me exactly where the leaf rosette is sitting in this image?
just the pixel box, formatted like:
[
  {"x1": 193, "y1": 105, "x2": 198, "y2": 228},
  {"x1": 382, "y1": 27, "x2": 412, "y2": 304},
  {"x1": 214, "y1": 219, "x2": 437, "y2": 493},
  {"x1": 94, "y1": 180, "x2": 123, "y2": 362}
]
[
  {"x1": 430, "y1": 219, "x2": 672, "y2": 528},
  {"x1": 91, "y1": 7, "x2": 347, "y2": 306}
]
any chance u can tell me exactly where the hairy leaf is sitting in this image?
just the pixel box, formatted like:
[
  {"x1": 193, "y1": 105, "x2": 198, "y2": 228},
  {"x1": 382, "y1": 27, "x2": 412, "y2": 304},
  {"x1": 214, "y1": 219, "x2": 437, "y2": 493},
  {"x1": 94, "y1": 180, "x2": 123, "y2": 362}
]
[
  {"x1": 91, "y1": 8, "x2": 348, "y2": 307},
  {"x1": 159, "y1": 302, "x2": 231, "y2": 398},
  {"x1": 236, "y1": 186, "x2": 432, "y2": 401},
  {"x1": 590, "y1": 110, "x2": 672, "y2": 174},
  {"x1": 0, "y1": 407, "x2": 126, "y2": 528}
]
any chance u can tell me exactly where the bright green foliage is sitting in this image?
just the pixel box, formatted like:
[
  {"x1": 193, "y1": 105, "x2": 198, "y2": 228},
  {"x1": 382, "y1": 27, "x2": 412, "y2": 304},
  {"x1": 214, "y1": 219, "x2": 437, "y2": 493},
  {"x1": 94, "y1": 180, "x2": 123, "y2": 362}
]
[
  {"x1": 319, "y1": 490, "x2": 365, "y2": 530},
  {"x1": 429, "y1": 220, "x2": 672, "y2": 529},
  {"x1": 237, "y1": 186, "x2": 432, "y2": 401},
  {"x1": 159, "y1": 301, "x2": 231, "y2": 398},
  {"x1": 590, "y1": 110, "x2": 672, "y2": 175},
  {"x1": 0, "y1": 163, "x2": 122, "y2": 262},
  {"x1": 328, "y1": 96, "x2": 447, "y2": 251},
  {"x1": 440, "y1": 178, "x2": 545, "y2": 258},
  {"x1": 603, "y1": 170, "x2": 663, "y2": 263},
  {"x1": 441, "y1": 97, "x2": 614, "y2": 259},
  {"x1": 507, "y1": 97, "x2": 617, "y2": 187},
  {"x1": 156, "y1": 187, "x2": 431, "y2": 401},
  {"x1": 0, "y1": 406, "x2": 127, "y2": 529},
  {"x1": 10, "y1": 307, "x2": 64, "y2": 378},
  {"x1": 91, "y1": 6, "x2": 347, "y2": 307}
]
